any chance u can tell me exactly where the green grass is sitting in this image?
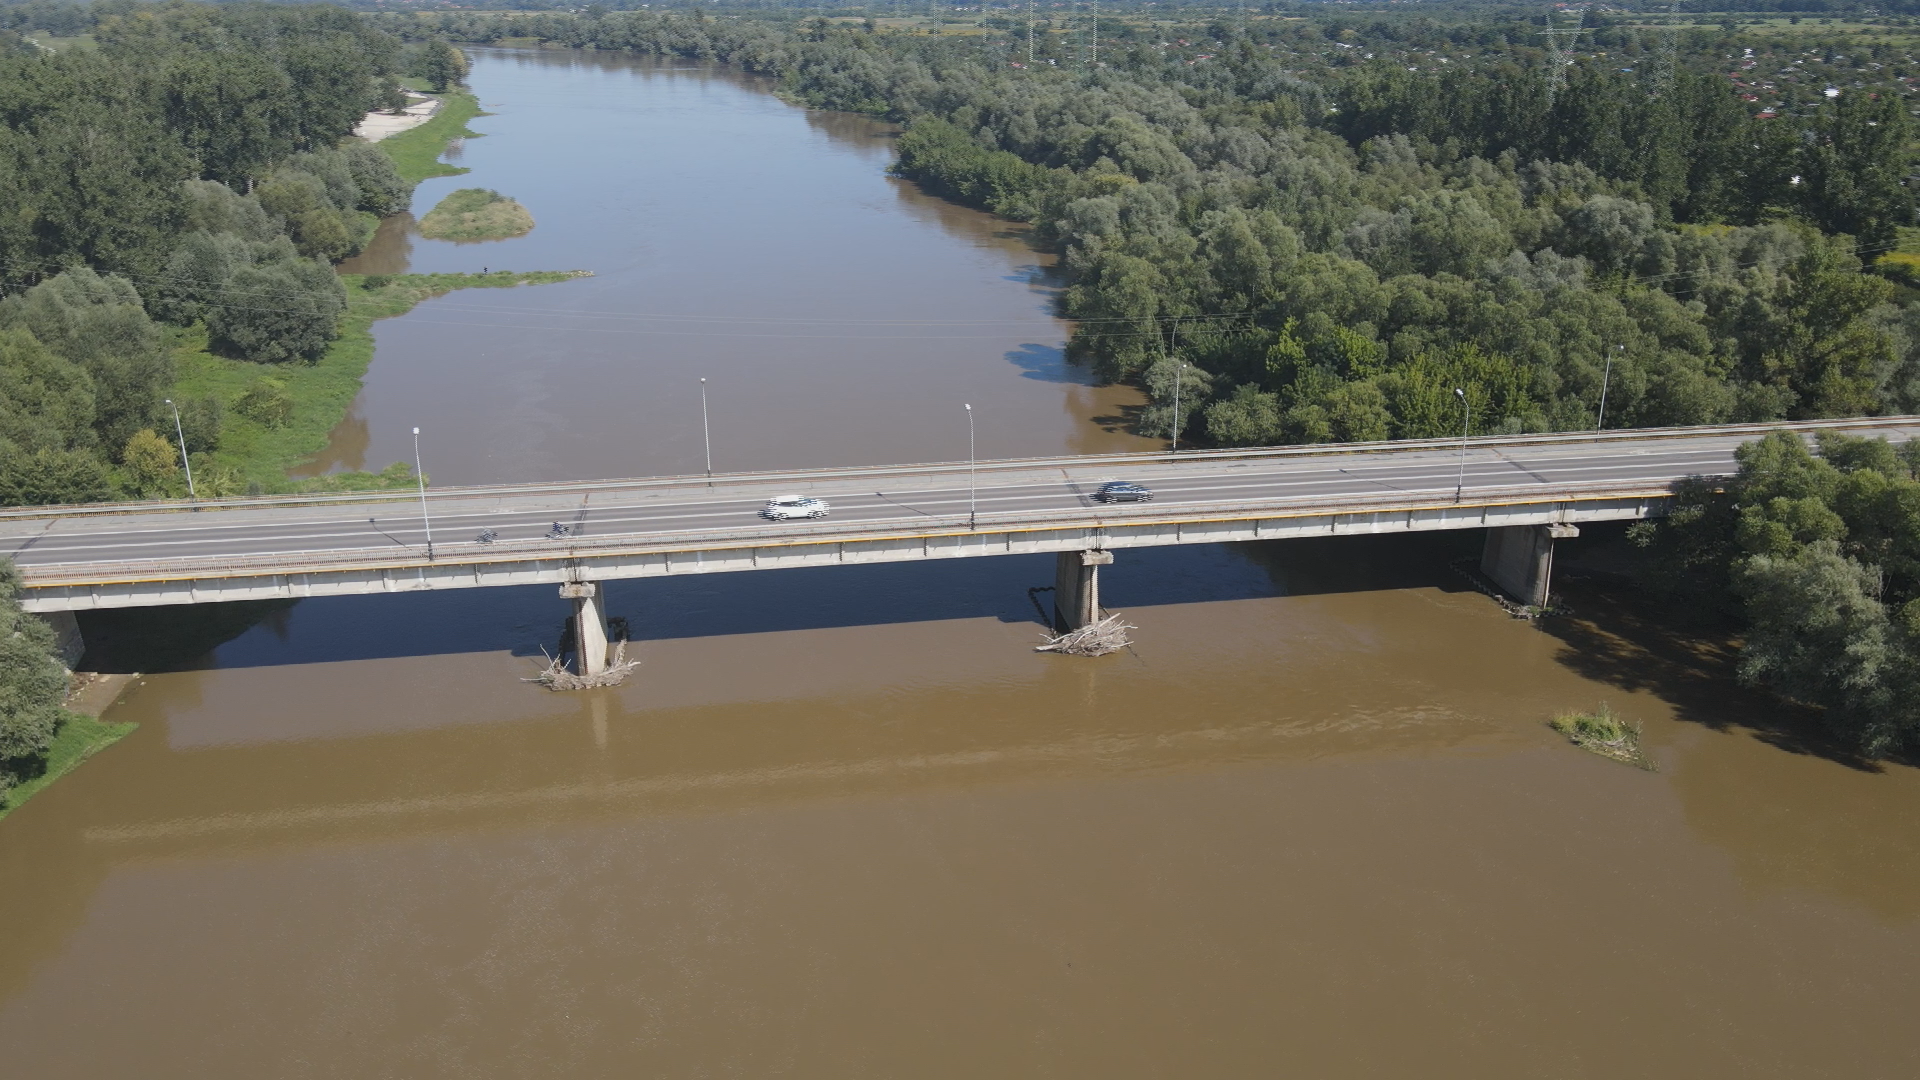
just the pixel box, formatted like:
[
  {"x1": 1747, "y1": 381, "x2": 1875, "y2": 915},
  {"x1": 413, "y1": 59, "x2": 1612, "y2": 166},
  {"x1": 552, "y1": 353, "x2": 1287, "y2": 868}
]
[
  {"x1": 0, "y1": 713, "x2": 136, "y2": 823},
  {"x1": 1549, "y1": 704, "x2": 1655, "y2": 770},
  {"x1": 169, "y1": 271, "x2": 590, "y2": 491},
  {"x1": 419, "y1": 188, "x2": 535, "y2": 242},
  {"x1": 379, "y1": 90, "x2": 484, "y2": 187}
]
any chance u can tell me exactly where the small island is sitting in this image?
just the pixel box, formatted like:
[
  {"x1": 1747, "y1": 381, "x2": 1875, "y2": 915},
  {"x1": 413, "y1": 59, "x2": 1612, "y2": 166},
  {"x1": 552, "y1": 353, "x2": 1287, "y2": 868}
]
[{"x1": 418, "y1": 187, "x2": 534, "y2": 242}]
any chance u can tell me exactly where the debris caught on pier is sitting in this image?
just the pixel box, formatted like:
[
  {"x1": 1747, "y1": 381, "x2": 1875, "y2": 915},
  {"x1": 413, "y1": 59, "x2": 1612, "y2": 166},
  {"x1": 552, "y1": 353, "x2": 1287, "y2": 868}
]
[
  {"x1": 525, "y1": 640, "x2": 639, "y2": 691},
  {"x1": 1035, "y1": 612, "x2": 1135, "y2": 657}
]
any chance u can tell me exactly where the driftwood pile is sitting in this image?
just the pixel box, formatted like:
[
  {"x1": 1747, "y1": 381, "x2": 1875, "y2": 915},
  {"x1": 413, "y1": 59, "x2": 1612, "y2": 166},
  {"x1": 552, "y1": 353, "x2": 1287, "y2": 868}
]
[
  {"x1": 1035, "y1": 612, "x2": 1135, "y2": 657},
  {"x1": 525, "y1": 639, "x2": 640, "y2": 691}
]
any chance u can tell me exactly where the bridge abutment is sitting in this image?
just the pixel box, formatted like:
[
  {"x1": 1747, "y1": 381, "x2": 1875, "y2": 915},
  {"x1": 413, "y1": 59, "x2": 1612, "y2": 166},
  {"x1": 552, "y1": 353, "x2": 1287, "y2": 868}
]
[
  {"x1": 38, "y1": 610, "x2": 83, "y2": 670},
  {"x1": 1479, "y1": 524, "x2": 1578, "y2": 608},
  {"x1": 560, "y1": 582, "x2": 608, "y2": 676},
  {"x1": 1053, "y1": 549, "x2": 1113, "y2": 631}
]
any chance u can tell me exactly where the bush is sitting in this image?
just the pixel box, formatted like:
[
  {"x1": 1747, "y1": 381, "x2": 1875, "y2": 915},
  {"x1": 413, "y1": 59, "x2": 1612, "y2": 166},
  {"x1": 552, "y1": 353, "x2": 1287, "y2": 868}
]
[
  {"x1": 206, "y1": 260, "x2": 348, "y2": 363},
  {"x1": 120, "y1": 428, "x2": 180, "y2": 496},
  {"x1": 0, "y1": 445, "x2": 111, "y2": 506},
  {"x1": 235, "y1": 379, "x2": 294, "y2": 428}
]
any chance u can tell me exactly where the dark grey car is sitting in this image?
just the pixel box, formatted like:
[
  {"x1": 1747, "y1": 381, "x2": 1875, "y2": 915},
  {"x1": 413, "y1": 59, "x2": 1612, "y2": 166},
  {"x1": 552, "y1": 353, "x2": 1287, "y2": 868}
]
[{"x1": 1094, "y1": 481, "x2": 1154, "y2": 503}]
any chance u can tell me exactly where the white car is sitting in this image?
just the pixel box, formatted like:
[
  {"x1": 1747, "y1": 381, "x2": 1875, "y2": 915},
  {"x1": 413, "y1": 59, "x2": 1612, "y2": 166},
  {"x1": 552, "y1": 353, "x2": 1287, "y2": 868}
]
[{"x1": 762, "y1": 495, "x2": 830, "y2": 521}]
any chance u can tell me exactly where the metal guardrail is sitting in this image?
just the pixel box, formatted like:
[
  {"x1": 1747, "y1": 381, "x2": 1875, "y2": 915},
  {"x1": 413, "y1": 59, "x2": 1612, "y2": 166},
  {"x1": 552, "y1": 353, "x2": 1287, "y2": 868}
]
[
  {"x1": 18, "y1": 479, "x2": 1676, "y2": 590},
  {"x1": 0, "y1": 415, "x2": 1911, "y2": 522}
]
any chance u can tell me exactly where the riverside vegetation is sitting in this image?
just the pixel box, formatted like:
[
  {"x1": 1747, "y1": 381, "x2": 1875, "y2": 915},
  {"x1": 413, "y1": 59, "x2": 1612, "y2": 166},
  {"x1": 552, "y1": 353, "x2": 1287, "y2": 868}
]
[
  {"x1": 0, "y1": 1, "x2": 565, "y2": 807},
  {"x1": 0, "y1": 1, "x2": 569, "y2": 502},
  {"x1": 0, "y1": 558, "x2": 129, "y2": 818},
  {"x1": 1549, "y1": 704, "x2": 1653, "y2": 770}
]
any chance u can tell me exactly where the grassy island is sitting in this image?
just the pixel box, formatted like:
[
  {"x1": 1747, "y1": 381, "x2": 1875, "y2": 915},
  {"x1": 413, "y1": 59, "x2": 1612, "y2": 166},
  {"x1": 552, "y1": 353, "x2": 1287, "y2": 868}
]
[
  {"x1": 1550, "y1": 705, "x2": 1655, "y2": 771},
  {"x1": 419, "y1": 188, "x2": 535, "y2": 242}
]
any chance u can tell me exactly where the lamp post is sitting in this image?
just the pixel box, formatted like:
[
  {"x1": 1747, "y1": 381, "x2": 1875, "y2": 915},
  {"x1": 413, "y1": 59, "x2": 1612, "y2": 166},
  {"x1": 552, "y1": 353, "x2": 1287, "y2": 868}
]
[
  {"x1": 412, "y1": 426, "x2": 434, "y2": 560},
  {"x1": 163, "y1": 399, "x2": 196, "y2": 499},
  {"x1": 700, "y1": 377, "x2": 713, "y2": 484},
  {"x1": 1170, "y1": 361, "x2": 1187, "y2": 453},
  {"x1": 965, "y1": 403, "x2": 976, "y2": 530},
  {"x1": 1454, "y1": 387, "x2": 1470, "y2": 502},
  {"x1": 1596, "y1": 345, "x2": 1620, "y2": 431}
]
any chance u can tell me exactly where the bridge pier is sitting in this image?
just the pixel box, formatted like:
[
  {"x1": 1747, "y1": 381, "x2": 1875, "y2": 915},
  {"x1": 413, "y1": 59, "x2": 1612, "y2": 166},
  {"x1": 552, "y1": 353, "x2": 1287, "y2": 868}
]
[
  {"x1": 560, "y1": 582, "x2": 608, "y2": 676},
  {"x1": 1053, "y1": 549, "x2": 1113, "y2": 631},
  {"x1": 1479, "y1": 524, "x2": 1578, "y2": 608}
]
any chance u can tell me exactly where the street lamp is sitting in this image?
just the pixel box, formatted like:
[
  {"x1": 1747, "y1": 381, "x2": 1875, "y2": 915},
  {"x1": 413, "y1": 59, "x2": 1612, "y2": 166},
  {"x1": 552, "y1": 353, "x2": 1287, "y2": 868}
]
[
  {"x1": 965, "y1": 403, "x2": 976, "y2": 530},
  {"x1": 700, "y1": 377, "x2": 713, "y2": 484},
  {"x1": 1454, "y1": 387, "x2": 1470, "y2": 503},
  {"x1": 1596, "y1": 345, "x2": 1620, "y2": 431},
  {"x1": 412, "y1": 426, "x2": 434, "y2": 560},
  {"x1": 1170, "y1": 361, "x2": 1188, "y2": 452},
  {"x1": 163, "y1": 399, "x2": 196, "y2": 499}
]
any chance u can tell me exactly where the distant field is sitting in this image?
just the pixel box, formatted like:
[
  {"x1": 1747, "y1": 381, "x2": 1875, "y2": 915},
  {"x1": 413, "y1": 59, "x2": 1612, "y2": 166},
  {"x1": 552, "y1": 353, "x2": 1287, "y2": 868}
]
[{"x1": 22, "y1": 32, "x2": 93, "y2": 51}]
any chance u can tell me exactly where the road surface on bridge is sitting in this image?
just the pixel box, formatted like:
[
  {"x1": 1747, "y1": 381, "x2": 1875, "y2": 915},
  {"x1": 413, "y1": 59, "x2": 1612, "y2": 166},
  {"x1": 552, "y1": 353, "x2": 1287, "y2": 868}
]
[{"x1": 2, "y1": 417, "x2": 1914, "y2": 578}]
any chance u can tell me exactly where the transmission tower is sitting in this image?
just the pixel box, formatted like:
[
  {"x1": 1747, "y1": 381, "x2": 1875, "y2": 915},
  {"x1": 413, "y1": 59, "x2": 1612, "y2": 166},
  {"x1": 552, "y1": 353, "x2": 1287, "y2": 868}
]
[
  {"x1": 1537, "y1": 8, "x2": 1591, "y2": 104},
  {"x1": 1650, "y1": 1, "x2": 1680, "y2": 98}
]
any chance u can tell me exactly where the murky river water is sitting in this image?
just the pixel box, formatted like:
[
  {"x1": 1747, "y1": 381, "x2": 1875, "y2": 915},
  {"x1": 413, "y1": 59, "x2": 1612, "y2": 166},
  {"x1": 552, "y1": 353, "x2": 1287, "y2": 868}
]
[{"x1": 3, "y1": 50, "x2": 1919, "y2": 1078}]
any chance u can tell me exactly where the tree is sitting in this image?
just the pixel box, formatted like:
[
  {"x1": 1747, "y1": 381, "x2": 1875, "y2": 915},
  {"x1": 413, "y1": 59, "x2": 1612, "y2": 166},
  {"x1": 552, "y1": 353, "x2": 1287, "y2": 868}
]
[
  {"x1": 416, "y1": 38, "x2": 468, "y2": 93},
  {"x1": 0, "y1": 328, "x2": 96, "y2": 455},
  {"x1": 1800, "y1": 90, "x2": 1915, "y2": 247},
  {"x1": 205, "y1": 259, "x2": 348, "y2": 364},
  {"x1": 0, "y1": 558, "x2": 72, "y2": 801},
  {"x1": 0, "y1": 269, "x2": 170, "y2": 456},
  {"x1": 0, "y1": 446, "x2": 111, "y2": 507},
  {"x1": 120, "y1": 429, "x2": 180, "y2": 497}
]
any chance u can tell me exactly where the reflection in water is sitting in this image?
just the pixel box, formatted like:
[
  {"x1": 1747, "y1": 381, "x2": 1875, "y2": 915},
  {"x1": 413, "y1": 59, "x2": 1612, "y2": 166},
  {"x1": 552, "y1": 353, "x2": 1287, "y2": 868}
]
[
  {"x1": 3, "y1": 50, "x2": 1919, "y2": 1079},
  {"x1": 334, "y1": 214, "x2": 417, "y2": 278}
]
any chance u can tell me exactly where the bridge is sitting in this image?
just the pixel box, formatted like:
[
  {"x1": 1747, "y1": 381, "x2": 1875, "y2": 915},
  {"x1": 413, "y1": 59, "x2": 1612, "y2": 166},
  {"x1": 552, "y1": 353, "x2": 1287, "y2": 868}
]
[{"x1": 4, "y1": 416, "x2": 1915, "y2": 674}]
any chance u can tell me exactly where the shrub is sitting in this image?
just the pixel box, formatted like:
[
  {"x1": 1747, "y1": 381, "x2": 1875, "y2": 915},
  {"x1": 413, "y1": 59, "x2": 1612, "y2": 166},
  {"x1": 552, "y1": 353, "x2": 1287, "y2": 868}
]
[{"x1": 235, "y1": 379, "x2": 294, "y2": 428}]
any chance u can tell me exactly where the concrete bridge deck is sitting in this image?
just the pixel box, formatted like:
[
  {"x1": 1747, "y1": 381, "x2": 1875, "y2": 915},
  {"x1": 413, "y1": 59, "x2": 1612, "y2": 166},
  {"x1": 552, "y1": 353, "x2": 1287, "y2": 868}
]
[{"x1": 4, "y1": 416, "x2": 1913, "y2": 616}]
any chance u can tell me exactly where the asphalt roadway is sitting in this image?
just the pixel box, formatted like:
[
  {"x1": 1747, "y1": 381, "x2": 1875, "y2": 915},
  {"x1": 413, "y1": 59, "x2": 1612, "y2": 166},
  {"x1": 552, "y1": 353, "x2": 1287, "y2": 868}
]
[{"x1": 1, "y1": 419, "x2": 1916, "y2": 575}]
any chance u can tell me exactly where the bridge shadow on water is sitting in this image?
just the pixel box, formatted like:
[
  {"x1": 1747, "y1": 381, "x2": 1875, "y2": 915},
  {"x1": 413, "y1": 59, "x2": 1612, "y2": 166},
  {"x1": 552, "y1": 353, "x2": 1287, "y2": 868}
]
[
  {"x1": 1539, "y1": 523, "x2": 1894, "y2": 771},
  {"x1": 75, "y1": 532, "x2": 1488, "y2": 674}
]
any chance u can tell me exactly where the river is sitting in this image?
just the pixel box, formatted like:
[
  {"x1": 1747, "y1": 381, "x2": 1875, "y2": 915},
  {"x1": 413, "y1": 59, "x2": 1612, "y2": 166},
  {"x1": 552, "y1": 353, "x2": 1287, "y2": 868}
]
[{"x1": 2, "y1": 49, "x2": 1918, "y2": 1078}]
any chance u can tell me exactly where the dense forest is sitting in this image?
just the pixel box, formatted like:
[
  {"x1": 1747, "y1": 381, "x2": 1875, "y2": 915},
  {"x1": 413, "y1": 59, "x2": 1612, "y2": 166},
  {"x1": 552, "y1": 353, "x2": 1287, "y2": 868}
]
[{"x1": 0, "y1": 1, "x2": 439, "y2": 504}]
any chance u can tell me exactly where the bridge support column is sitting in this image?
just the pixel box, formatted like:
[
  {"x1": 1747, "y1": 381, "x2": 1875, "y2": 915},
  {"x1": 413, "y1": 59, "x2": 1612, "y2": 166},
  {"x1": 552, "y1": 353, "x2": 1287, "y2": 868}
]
[
  {"x1": 1054, "y1": 549, "x2": 1113, "y2": 631},
  {"x1": 560, "y1": 582, "x2": 608, "y2": 676},
  {"x1": 37, "y1": 611, "x2": 83, "y2": 671},
  {"x1": 1479, "y1": 524, "x2": 1578, "y2": 608}
]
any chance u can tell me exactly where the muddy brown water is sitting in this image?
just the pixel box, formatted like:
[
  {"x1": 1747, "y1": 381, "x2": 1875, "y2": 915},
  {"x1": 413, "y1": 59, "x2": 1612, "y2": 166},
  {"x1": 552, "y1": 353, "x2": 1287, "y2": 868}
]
[
  {"x1": 326, "y1": 49, "x2": 1152, "y2": 482},
  {"x1": 3, "y1": 50, "x2": 1919, "y2": 1078}
]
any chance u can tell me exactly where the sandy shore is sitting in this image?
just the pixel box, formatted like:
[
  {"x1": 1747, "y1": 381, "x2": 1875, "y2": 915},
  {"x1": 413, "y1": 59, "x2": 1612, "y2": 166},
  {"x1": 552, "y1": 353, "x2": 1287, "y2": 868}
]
[{"x1": 354, "y1": 93, "x2": 442, "y2": 142}]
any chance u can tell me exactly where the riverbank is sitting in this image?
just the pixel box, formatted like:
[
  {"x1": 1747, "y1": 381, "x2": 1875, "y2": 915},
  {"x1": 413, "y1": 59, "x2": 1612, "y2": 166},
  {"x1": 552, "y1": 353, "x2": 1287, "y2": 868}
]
[
  {"x1": 378, "y1": 89, "x2": 483, "y2": 186},
  {"x1": 169, "y1": 272, "x2": 590, "y2": 491},
  {"x1": 0, "y1": 712, "x2": 135, "y2": 823}
]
